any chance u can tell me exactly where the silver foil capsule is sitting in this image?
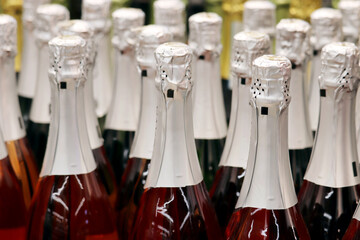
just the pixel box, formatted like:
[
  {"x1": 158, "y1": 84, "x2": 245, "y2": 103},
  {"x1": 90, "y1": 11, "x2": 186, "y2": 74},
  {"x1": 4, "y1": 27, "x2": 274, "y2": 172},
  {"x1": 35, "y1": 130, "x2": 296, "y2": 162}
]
[{"x1": 338, "y1": 0, "x2": 360, "y2": 43}]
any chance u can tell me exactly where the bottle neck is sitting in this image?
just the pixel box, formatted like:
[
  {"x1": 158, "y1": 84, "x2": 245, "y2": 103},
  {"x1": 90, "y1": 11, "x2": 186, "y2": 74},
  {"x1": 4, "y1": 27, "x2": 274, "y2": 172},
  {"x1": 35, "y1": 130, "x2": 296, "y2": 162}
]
[
  {"x1": 236, "y1": 103, "x2": 297, "y2": 210},
  {"x1": 309, "y1": 52, "x2": 321, "y2": 131},
  {"x1": 305, "y1": 87, "x2": 360, "y2": 188},
  {"x1": 129, "y1": 68, "x2": 157, "y2": 160},
  {"x1": 288, "y1": 63, "x2": 313, "y2": 149},
  {"x1": 41, "y1": 77, "x2": 96, "y2": 177},
  {"x1": 219, "y1": 76, "x2": 251, "y2": 168},
  {"x1": 354, "y1": 205, "x2": 360, "y2": 221},
  {"x1": 30, "y1": 44, "x2": 51, "y2": 124},
  {"x1": 145, "y1": 84, "x2": 203, "y2": 188},
  {"x1": 0, "y1": 56, "x2": 26, "y2": 141},
  {"x1": 105, "y1": 48, "x2": 140, "y2": 131},
  {"x1": 192, "y1": 53, "x2": 227, "y2": 139}
]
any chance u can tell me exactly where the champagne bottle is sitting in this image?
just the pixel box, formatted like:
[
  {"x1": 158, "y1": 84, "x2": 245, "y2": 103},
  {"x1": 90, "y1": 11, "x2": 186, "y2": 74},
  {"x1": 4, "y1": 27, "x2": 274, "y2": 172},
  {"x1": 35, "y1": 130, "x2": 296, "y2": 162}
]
[
  {"x1": 132, "y1": 42, "x2": 223, "y2": 240},
  {"x1": 26, "y1": 35, "x2": 118, "y2": 240},
  {"x1": 226, "y1": 55, "x2": 310, "y2": 239},
  {"x1": 189, "y1": 12, "x2": 227, "y2": 188},
  {"x1": 115, "y1": 25, "x2": 172, "y2": 239},
  {"x1": 338, "y1": 0, "x2": 360, "y2": 43},
  {"x1": 82, "y1": 0, "x2": 112, "y2": 125},
  {"x1": 210, "y1": 31, "x2": 270, "y2": 233},
  {"x1": 343, "y1": 205, "x2": 360, "y2": 239},
  {"x1": 276, "y1": 19, "x2": 313, "y2": 193},
  {"x1": 289, "y1": 0, "x2": 321, "y2": 21},
  {"x1": 186, "y1": 0, "x2": 205, "y2": 34},
  {"x1": 308, "y1": 8, "x2": 342, "y2": 134},
  {"x1": 103, "y1": 8, "x2": 144, "y2": 185},
  {"x1": 0, "y1": 14, "x2": 38, "y2": 209},
  {"x1": 298, "y1": 42, "x2": 360, "y2": 240},
  {"x1": 154, "y1": 0, "x2": 185, "y2": 42},
  {"x1": 27, "y1": 4, "x2": 69, "y2": 169}
]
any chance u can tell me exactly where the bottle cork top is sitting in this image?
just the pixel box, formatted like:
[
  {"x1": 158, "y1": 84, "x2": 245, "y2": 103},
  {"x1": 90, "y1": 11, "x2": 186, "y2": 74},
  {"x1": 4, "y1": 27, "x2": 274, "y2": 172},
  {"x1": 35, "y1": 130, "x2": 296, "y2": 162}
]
[
  {"x1": 82, "y1": 0, "x2": 111, "y2": 32},
  {"x1": 188, "y1": 12, "x2": 222, "y2": 56},
  {"x1": 276, "y1": 18, "x2": 311, "y2": 65},
  {"x1": 338, "y1": 0, "x2": 360, "y2": 41},
  {"x1": 310, "y1": 8, "x2": 343, "y2": 50},
  {"x1": 232, "y1": 31, "x2": 271, "y2": 79},
  {"x1": 320, "y1": 42, "x2": 359, "y2": 90},
  {"x1": 251, "y1": 55, "x2": 292, "y2": 107},
  {"x1": 243, "y1": 0, "x2": 276, "y2": 37},
  {"x1": 0, "y1": 14, "x2": 17, "y2": 58}
]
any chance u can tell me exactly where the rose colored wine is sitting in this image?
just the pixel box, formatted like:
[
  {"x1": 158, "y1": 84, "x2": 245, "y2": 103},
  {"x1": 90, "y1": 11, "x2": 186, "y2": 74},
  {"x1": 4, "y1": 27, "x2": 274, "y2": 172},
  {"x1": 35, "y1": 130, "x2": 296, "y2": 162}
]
[
  {"x1": 27, "y1": 121, "x2": 49, "y2": 169},
  {"x1": 343, "y1": 219, "x2": 360, "y2": 240},
  {"x1": 289, "y1": 148, "x2": 312, "y2": 193},
  {"x1": 209, "y1": 166, "x2": 245, "y2": 233}
]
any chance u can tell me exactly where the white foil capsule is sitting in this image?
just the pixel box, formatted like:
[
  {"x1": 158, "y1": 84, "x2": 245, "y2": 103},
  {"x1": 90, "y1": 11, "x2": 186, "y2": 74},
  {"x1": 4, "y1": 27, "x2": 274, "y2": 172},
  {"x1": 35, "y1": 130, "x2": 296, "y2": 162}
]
[{"x1": 338, "y1": 0, "x2": 360, "y2": 43}]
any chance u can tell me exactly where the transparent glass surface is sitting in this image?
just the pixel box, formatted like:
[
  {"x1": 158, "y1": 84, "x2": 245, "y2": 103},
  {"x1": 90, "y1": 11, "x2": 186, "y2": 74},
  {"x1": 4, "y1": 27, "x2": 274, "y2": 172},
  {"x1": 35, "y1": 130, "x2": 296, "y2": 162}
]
[
  {"x1": 289, "y1": 147, "x2": 312, "y2": 193},
  {"x1": 27, "y1": 121, "x2": 49, "y2": 169},
  {"x1": 343, "y1": 219, "x2": 360, "y2": 240}
]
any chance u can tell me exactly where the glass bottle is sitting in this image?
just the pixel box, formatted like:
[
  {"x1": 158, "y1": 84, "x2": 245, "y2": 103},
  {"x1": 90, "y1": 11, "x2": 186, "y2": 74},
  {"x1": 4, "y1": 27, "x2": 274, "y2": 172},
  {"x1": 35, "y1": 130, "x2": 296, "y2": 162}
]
[
  {"x1": 103, "y1": 8, "x2": 144, "y2": 186},
  {"x1": 276, "y1": 19, "x2": 313, "y2": 193},
  {"x1": 0, "y1": 14, "x2": 38, "y2": 209},
  {"x1": 26, "y1": 35, "x2": 118, "y2": 240},
  {"x1": 226, "y1": 55, "x2": 310, "y2": 240},
  {"x1": 57, "y1": 19, "x2": 117, "y2": 208},
  {"x1": 132, "y1": 42, "x2": 223, "y2": 240},
  {"x1": 189, "y1": 12, "x2": 227, "y2": 188},
  {"x1": 298, "y1": 42, "x2": 360, "y2": 240},
  {"x1": 82, "y1": 0, "x2": 112, "y2": 126},
  {"x1": 289, "y1": 0, "x2": 321, "y2": 21},
  {"x1": 343, "y1": 205, "x2": 360, "y2": 240},
  {"x1": 308, "y1": 8, "x2": 342, "y2": 135},
  {"x1": 338, "y1": 0, "x2": 360, "y2": 43},
  {"x1": 154, "y1": 0, "x2": 185, "y2": 42},
  {"x1": 186, "y1": 0, "x2": 205, "y2": 34},
  {"x1": 210, "y1": 31, "x2": 270, "y2": 233},
  {"x1": 18, "y1": 0, "x2": 49, "y2": 128},
  {"x1": 115, "y1": 25, "x2": 172, "y2": 239},
  {"x1": 27, "y1": 4, "x2": 69, "y2": 169}
]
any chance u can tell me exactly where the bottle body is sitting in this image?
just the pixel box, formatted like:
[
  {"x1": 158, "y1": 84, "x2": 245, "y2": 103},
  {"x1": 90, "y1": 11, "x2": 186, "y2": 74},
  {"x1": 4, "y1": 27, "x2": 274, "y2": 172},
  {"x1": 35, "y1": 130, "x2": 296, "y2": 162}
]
[{"x1": 343, "y1": 218, "x2": 360, "y2": 240}]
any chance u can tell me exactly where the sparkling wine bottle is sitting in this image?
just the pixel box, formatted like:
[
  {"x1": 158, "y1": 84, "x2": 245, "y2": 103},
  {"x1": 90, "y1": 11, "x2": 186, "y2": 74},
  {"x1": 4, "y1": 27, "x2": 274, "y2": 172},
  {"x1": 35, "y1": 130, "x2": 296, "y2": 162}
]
[
  {"x1": 27, "y1": 4, "x2": 69, "y2": 169},
  {"x1": 343, "y1": 205, "x2": 360, "y2": 240},
  {"x1": 289, "y1": 0, "x2": 321, "y2": 21},
  {"x1": 189, "y1": 12, "x2": 227, "y2": 188},
  {"x1": 210, "y1": 31, "x2": 270, "y2": 233},
  {"x1": 26, "y1": 35, "x2": 118, "y2": 240},
  {"x1": 132, "y1": 42, "x2": 223, "y2": 240},
  {"x1": 18, "y1": 0, "x2": 50, "y2": 128},
  {"x1": 82, "y1": 0, "x2": 112, "y2": 125},
  {"x1": 226, "y1": 55, "x2": 310, "y2": 240},
  {"x1": 298, "y1": 42, "x2": 360, "y2": 240},
  {"x1": 103, "y1": 8, "x2": 144, "y2": 185},
  {"x1": 308, "y1": 8, "x2": 342, "y2": 134},
  {"x1": 154, "y1": 0, "x2": 185, "y2": 42},
  {"x1": 276, "y1": 19, "x2": 313, "y2": 193},
  {"x1": 57, "y1": 19, "x2": 117, "y2": 208},
  {"x1": 186, "y1": 0, "x2": 205, "y2": 34},
  {"x1": 115, "y1": 25, "x2": 172, "y2": 239},
  {"x1": 338, "y1": 1, "x2": 360, "y2": 44},
  {"x1": 0, "y1": 14, "x2": 38, "y2": 209}
]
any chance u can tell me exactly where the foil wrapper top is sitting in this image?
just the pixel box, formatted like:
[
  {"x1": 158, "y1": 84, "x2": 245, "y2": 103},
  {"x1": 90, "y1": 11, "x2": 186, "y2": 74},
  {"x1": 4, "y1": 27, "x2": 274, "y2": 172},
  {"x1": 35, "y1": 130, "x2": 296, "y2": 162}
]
[
  {"x1": 276, "y1": 18, "x2": 311, "y2": 65},
  {"x1": 251, "y1": 55, "x2": 292, "y2": 108},
  {"x1": 112, "y1": 8, "x2": 145, "y2": 51},
  {"x1": 0, "y1": 14, "x2": 17, "y2": 58},
  {"x1": 35, "y1": 4, "x2": 70, "y2": 44},
  {"x1": 136, "y1": 25, "x2": 173, "y2": 69},
  {"x1": 232, "y1": 31, "x2": 271, "y2": 78},
  {"x1": 188, "y1": 12, "x2": 222, "y2": 56},
  {"x1": 243, "y1": 0, "x2": 276, "y2": 36},
  {"x1": 23, "y1": 0, "x2": 50, "y2": 25},
  {"x1": 320, "y1": 42, "x2": 359, "y2": 90},
  {"x1": 48, "y1": 35, "x2": 86, "y2": 82},
  {"x1": 338, "y1": 0, "x2": 360, "y2": 40},
  {"x1": 310, "y1": 8, "x2": 343, "y2": 51},
  {"x1": 82, "y1": 0, "x2": 111, "y2": 32}
]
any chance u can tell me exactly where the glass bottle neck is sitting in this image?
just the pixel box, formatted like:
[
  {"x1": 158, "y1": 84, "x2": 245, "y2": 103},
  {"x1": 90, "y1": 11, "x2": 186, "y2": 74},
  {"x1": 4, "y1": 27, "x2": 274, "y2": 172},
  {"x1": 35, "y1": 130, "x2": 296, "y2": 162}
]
[
  {"x1": 309, "y1": 53, "x2": 321, "y2": 131},
  {"x1": 0, "y1": 56, "x2": 26, "y2": 141},
  {"x1": 192, "y1": 53, "x2": 227, "y2": 139},
  {"x1": 304, "y1": 87, "x2": 360, "y2": 188},
  {"x1": 129, "y1": 68, "x2": 157, "y2": 160},
  {"x1": 145, "y1": 85, "x2": 203, "y2": 188},
  {"x1": 41, "y1": 78, "x2": 96, "y2": 177},
  {"x1": 236, "y1": 104, "x2": 297, "y2": 210},
  {"x1": 219, "y1": 76, "x2": 251, "y2": 169},
  {"x1": 288, "y1": 63, "x2": 313, "y2": 149},
  {"x1": 354, "y1": 204, "x2": 360, "y2": 221},
  {"x1": 105, "y1": 48, "x2": 140, "y2": 131}
]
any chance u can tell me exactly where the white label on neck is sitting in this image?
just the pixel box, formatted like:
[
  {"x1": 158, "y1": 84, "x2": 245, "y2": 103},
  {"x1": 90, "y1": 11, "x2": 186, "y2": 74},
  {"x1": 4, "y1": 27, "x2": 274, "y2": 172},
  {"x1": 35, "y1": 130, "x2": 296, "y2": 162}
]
[
  {"x1": 0, "y1": 58, "x2": 26, "y2": 141},
  {"x1": 129, "y1": 70, "x2": 157, "y2": 160},
  {"x1": 309, "y1": 54, "x2": 321, "y2": 131},
  {"x1": 305, "y1": 90, "x2": 360, "y2": 188},
  {"x1": 18, "y1": 27, "x2": 38, "y2": 98},
  {"x1": 236, "y1": 107, "x2": 298, "y2": 210},
  {"x1": 354, "y1": 204, "x2": 360, "y2": 221},
  {"x1": 29, "y1": 46, "x2": 51, "y2": 124},
  {"x1": 219, "y1": 77, "x2": 251, "y2": 168},
  {"x1": 288, "y1": 65, "x2": 313, "y2": 149},
  {"x1": 105, "y1": 51, "x2": 140, "y2": 131},
  {"x1": 192, "y1": 58, "x2": 227, "y2": 139},
  {"x1": 93, "y1": 34, "x2": 113, "y2": 118}
]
